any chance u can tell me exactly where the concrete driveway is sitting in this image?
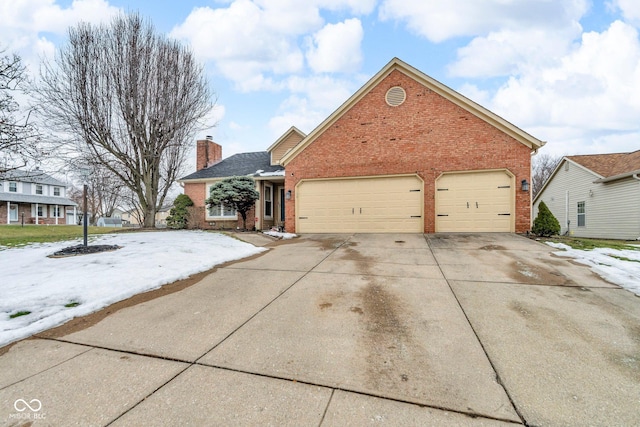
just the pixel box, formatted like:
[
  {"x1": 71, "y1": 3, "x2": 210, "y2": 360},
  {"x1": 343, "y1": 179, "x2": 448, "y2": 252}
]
[{"x1": 1, "y1": 233, "x2": 639, "y2": 426}]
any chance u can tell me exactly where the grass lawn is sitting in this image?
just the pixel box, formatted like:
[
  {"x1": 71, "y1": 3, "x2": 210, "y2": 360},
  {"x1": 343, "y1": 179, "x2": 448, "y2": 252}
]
[
  {"x1": 543, "y1": 235, "x2": 640, "y2": 251},
  {"x1": 0, "y1": 225, "x2": 125, "y2": 247}
]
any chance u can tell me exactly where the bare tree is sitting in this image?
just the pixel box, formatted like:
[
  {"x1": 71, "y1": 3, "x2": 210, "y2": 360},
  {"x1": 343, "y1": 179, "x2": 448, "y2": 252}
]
[
  {"x1": 0, "y1": 48, "x2": 39, "y2": 175},
  {"x1": 532, "y1": 153, "x2": 562, "y2": 197},
  {"x1": 35, "y1": 13, "x2": 213, "y2": 227},
  {"x1": 67, "y1": 159, "x2": 126, "y2": 223}
]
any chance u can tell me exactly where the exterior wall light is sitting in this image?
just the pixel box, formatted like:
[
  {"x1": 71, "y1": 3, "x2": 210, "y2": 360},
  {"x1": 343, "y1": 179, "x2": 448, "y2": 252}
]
[
  {"x1": 286, "y1": 190, "x2": 292, "y2": 200},
  {"x1": 521, "y1": 179, "x2": 529, "y2": 192}
]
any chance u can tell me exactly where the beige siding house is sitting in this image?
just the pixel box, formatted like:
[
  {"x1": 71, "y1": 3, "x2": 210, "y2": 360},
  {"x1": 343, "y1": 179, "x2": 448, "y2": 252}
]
[{"x1": 533, "y1": 150, "x2": 640, "y2": 240}]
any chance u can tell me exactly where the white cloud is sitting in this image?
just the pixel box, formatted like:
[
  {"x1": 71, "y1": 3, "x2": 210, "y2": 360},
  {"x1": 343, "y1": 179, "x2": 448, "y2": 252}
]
[
  {"x1": 0, "y1": 0, "x2": 119, "y2": 70},
  {"x1": 484, "y1": 21, "x2": 640, "y2": 155},
  {"x1": 448, "y1": 24, "x2": 582, "y2": 78},
  {"x1": 306, "y1": 18, "x2": 364, "y2": 73},
  {"x1": 610, "y1": 0, "x2": 640, "y2": 25},
  {"x1": 170, "y1": 0, "x2": 373, "y2": 91},
  {"x1": 379, "y1": 0, "x2": 590, "y2": 43}
]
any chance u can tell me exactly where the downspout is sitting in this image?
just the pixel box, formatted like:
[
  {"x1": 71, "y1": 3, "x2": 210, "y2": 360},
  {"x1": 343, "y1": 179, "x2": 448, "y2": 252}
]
[
  {"x1": 634, "y1": 174, "x2": 640, "y2": 239},
  {"x1": 6, "y1": 201, "x2": 9, "y2": 224}
]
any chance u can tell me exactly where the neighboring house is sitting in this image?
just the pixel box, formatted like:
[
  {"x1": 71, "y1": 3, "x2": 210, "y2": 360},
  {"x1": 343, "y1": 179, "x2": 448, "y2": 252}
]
[
  {"x1": 181, "y1": 58, "x2": 544, "y2": 233},
  {"x1": 180, "y1": 127, "x2": 306, "y2": 230},
  {"x1": 96, "y1": 217, "x2": 123, "y2": 227},
  {"x1": 0, "y1": 169, "x2": 78, "y2": 225},
  {"x1": 119, "y1": 204, "x2": 173, "y2": 228},
  {"x1": 533, "y1": 150, "x2": 640, "y2": 240}
]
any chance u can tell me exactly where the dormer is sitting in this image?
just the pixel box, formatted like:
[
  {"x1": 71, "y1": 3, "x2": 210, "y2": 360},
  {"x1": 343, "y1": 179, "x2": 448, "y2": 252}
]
[{"x1": 267, "y1": 126, "x2": 306, "y2": 166}]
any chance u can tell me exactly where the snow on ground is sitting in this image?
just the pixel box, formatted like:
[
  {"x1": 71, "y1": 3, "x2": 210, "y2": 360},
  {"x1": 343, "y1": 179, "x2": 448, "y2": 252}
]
[
  {"x1": 0, "y1": 231, "x2": 266, "y2": 347},
  {"x1": 546, "y1": 242, "x2": 640, "y2": 296},
  {"x1": 263, "y1": 230, "x2": 297, "y2": 240}
]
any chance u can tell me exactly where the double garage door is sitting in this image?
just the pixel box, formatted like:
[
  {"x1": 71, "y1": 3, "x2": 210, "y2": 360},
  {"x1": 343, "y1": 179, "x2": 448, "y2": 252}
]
[
  {"x1": 295, "y1": 171, "x2": 514, "y2": 233},
  {"x1": 296, "y1": 175, "x2": 423, "y2": 233}
]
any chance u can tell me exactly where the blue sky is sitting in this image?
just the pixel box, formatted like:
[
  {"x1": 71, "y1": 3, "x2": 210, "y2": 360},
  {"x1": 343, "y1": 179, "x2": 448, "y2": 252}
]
[{"x1": 2, "y1": 0, "x2": 640, "y2": 169}]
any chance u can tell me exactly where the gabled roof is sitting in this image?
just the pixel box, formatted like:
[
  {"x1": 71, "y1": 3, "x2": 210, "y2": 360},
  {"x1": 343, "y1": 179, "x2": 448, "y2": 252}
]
[
  {"x1": 1, "y1": 169, "x2": 67, "y2": 186},
  {"x1": 266, "y1": 126, "x2": 306, "y2": 153},
  {"x1": 179, "y1": 152, "x2": 284, "y2": 181},
  {"x1": 281, "y1": 57, "x2": 545, "y2": 166},
  {"x1": 533, "y1": 149, "x2": 640, "y2": 204},
  {"x1": 567, "y1": 150, "x2": 640, "y2": 182}
]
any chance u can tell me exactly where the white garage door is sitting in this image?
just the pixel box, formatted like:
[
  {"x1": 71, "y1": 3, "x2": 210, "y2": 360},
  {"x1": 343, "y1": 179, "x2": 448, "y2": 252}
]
[
  {"x1": 296, "y1": 175, "x2": 423, "y2": 233},
  {"x1": 435, "y1": 170, "x2": 514, "y2": 232}
]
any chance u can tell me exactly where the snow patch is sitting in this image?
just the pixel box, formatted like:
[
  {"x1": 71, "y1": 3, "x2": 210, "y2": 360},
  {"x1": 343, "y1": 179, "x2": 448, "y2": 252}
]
[
  {"x1": 0, "y1": 231, "x2": 266, "y2": 347},
  {"x1": 264, "y1": 231, "x2": 297, "y2": 240},
  {"x1": 545, "y1": 242, "x2": 640, "y2": 296}
]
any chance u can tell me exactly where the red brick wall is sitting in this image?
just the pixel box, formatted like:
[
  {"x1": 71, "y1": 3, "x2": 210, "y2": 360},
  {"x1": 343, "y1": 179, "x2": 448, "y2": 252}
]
[
  {"x1": 196, "y1": 140, "x2": 223, "y2": 170},
  {"x1": 285, "y1": 70, "x2": 532, "y2": 233},
  {"x1": 183, "y1": 182, "x2": 256, "y2": 230}
]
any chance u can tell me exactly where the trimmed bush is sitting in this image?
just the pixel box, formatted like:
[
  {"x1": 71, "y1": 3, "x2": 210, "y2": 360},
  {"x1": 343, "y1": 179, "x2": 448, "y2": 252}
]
[
  {"x1": 532, "y1": 201, "x2": 561, "y2": 237},
  {"x1": 166, "y1": 194, "x2": 194, "y2": 229}
]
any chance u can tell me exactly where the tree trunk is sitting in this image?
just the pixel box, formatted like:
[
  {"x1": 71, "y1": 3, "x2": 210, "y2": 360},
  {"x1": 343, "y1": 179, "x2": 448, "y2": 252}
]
[{"x1": 240, "y1": 211, "x2": 247, "y2": 230}]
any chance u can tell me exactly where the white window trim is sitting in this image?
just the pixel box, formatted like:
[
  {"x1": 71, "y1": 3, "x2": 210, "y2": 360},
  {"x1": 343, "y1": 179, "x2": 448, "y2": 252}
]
[
  {"x1": 53, "y1": 186, "x2": 61, "y2": 196},
  {"x1": 577, "y1": 201, "x2": 586, "y2": 227},
  {"x1": 9, "y1": 182, "x2": 18, "y2": 193},
  {"x1": 264, "y1": 184, "x2": 273, "y2": 219},
  {"x1": 206, "y1": 201, "x2": 237, "y2": 220},
  {"x1": 35, "y1": 184, "x2": 43, "y2": 195}
]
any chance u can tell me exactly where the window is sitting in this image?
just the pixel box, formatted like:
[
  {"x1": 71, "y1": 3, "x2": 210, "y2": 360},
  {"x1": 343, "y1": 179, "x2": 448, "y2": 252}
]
[
  {"x1": 36, "y1": 205, "x2": 44, "y2": 217},
  {"x1": 53, "y1": 187, "x2": 61, "y2": 196},
  {"x1": 9, "y1": 182, "x2": 17, "y2": 192},
  {"x1": 52, "y1": 206, "x2": 61, "y2": 218},
  {"x1": 36, "y1": 184, "x2": 43, "y2": 195},
  {"x1": 264, "y1": 185, "x2": 272, "y2": 218},
  {"x1": 208, "y1": 202, "x2": 236, "y2": 218},
  {"x1": 577, "y1": 201, "x2": 586, "y2": 227}
]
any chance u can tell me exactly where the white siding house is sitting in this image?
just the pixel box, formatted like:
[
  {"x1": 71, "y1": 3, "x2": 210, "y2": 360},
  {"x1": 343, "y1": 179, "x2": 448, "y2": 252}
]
[
  {"x1": 533, "y1": 151, "x2": 640, "y2": 240},
  {"x1": 0, "y1": 169, "x2": 78, "y2": 225}
]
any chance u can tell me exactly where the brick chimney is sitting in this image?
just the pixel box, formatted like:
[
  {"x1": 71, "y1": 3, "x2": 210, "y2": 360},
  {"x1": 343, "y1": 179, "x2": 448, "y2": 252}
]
[{"x1": 196, "y1": 136, "x2": 222, "y2": 170}]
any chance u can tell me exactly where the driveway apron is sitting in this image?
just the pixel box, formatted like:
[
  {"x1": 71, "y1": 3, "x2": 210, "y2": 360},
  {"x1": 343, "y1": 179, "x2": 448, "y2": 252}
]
[{"x1": 1, "y1": 233, "x2": 639, "y2": 426}]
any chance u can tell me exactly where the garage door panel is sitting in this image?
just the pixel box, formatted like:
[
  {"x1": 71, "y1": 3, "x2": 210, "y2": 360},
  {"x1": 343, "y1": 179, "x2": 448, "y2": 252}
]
[
  {"x1": 435, "y1": 171, "x2": 513, "y2": 233},
  {"x1": 297, "y1": 176, "x2": 423, "y2": 233}
]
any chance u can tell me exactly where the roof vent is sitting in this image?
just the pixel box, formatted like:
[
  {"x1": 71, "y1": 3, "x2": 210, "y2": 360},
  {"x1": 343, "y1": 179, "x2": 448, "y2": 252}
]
[{"x1": 385, "y1": 86, "x2": 406, "y2": 107}]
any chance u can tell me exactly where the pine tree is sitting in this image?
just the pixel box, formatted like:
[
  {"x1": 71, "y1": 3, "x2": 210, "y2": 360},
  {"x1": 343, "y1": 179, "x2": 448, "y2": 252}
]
[
  {"x1": 532, "y1": 201, "x2": 561, "y2": 237},
  {"x1": 206, "y1": 176, "x2": 259, "y2": 230},
  {"x1": 166, "y1": 194, "x2": 194, "y2": 229}
]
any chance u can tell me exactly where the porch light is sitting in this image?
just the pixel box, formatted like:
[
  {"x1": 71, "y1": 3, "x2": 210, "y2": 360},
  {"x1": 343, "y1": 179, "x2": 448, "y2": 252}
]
[
  {"x1": 521, "y1": 179, "x2": 529, "y2": 192},
  {"x1": 286, "y1": 190, "x2": 292, "y2": 200}
]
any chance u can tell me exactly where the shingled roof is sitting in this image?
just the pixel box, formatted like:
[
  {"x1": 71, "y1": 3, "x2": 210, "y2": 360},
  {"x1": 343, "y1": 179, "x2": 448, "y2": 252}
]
[
  {"x1": 567, "y1": 150, "x2": 640, "y2": 179},
  {"x1": 180, "y1": 151, "x2": 284, "y2": 181}
]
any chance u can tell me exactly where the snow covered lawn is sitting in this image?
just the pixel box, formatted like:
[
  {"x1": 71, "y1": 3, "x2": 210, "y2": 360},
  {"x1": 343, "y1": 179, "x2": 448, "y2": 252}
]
[
  {"x1": 0, "y1": 231, "x2": 266, "y2": 347},
  {"x1": 546, "y1": 242, "x2": 640, "y2": 296}
]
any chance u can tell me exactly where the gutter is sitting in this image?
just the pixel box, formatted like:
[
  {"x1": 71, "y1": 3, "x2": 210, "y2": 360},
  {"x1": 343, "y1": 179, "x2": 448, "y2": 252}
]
[{"x1": 593, "y1": 169, "x2": 640, "y2": 183}]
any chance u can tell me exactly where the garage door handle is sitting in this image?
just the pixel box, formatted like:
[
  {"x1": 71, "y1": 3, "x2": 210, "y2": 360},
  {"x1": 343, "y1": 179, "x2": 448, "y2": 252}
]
[
  {"x1": 467, "y1": 202, "x2": 469, "y2": 208},
  {"x1": 411, "y1": 215, "x2": 422, "y2": 218},
  {"x1": 360, "y1": 208, "x2": 362, "y2": 214},
  {"x1": 498, "y1": 213, "x2": 511, "y2": 216},
  {"x1": 352, "y1": 208, "x2": 354, "y2": 214},
  {"x1": 437, "y1": 214, "x2": 448, "y2": 217},
  {"x1": 476, "y1": 202, "x2": 479, "y2": 208},
  {"x1": 299, "y1": 216, "x2": 308, "y2": 219}
]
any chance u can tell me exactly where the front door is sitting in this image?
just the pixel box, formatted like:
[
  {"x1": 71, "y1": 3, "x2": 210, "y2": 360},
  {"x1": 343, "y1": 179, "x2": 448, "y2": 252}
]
[{"x1": 9, "y1": 204, "x2": 18, "y2": 222}]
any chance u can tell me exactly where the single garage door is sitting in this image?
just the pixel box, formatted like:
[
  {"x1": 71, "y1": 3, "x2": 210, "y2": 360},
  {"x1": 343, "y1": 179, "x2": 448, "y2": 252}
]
[
  {"x1": 435, "y1": 170, "x2": 514, "y2": 232},
  {"x1": 296, "y1": 175, "x2": 423, "y2": 233}
]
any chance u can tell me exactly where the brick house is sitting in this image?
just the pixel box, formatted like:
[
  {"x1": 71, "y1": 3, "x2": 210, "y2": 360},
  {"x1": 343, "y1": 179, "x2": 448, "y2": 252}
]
[
  {"x1": 0, "y1": 169, "x2": 78, "y2": 225},
  {"x1": 180, "y1": 127, "x2": 305, "y2": 230},
  {"x1": 182, "y1": 58, "x2": 544, "y2": 233}
]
